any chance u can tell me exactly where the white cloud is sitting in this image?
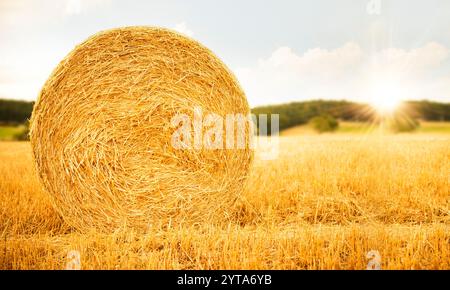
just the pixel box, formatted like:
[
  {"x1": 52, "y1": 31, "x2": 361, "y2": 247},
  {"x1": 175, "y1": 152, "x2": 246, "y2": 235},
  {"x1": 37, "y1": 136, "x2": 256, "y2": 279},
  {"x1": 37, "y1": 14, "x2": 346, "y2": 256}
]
[
  {"x1": 259, "y1": 43, "x2": 363, "y2": 74},
  {"x1": 236, "y1": 42, "x2": 450, "y2": 106},
  {"x1": 370, "y1": 42, "x2": 449, "y2": 73},
  {"x1": 173, "y1": 22, "x2": 194, "y2": 37}
]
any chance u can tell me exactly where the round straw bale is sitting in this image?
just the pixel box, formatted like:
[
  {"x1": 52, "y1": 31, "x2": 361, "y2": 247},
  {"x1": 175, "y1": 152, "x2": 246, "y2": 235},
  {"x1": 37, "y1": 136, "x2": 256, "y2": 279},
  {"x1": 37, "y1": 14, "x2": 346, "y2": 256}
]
[{"x1": 30, "y1": 26, "x2": 252, "y2": 232}]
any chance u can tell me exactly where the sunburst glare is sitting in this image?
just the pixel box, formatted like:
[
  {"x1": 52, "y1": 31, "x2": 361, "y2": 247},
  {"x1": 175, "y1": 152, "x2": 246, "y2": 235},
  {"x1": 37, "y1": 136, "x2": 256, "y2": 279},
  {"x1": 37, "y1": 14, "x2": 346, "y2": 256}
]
[{"x1": 367, "y1": 80, "x2": 405, "y2": 115}]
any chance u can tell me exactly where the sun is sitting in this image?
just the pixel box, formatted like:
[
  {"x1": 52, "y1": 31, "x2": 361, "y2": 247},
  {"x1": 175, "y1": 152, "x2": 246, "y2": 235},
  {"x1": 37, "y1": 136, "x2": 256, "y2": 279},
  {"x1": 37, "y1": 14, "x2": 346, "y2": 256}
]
[
  {"x1": 368, "y1": 81, "x2": 404, "y2": 115},
  {"x1": 370, "y1": 96, "x2": 401, "y2": 114}
]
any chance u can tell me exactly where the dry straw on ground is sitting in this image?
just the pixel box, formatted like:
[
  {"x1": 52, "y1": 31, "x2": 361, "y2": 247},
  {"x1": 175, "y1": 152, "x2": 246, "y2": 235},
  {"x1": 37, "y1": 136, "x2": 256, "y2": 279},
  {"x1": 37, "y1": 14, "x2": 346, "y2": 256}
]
[{"x1": 30, "y1": 26, "x2": 252, "y2": 232}]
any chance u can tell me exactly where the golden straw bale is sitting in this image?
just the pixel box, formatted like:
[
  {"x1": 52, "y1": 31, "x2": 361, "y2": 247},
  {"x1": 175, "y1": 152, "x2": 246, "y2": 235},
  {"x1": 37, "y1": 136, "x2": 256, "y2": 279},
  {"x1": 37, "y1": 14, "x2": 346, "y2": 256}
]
[{"x1": 30, "y1": 26, "x2": 252, "y2": 232}]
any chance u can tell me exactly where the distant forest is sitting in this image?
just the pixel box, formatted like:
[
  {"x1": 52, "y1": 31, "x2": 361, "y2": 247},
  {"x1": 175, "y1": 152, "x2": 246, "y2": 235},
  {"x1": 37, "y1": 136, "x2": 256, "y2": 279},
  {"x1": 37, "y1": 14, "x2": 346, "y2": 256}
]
[
  {"x1": 0, "y1": 99, "x2": 34, "y2": 124},
  {"x1": 252, "y1": 100, "x2": 450, "y2": 132},
  {"x1": 0, "y1": 98, "x2": 449, "y2": 131}
]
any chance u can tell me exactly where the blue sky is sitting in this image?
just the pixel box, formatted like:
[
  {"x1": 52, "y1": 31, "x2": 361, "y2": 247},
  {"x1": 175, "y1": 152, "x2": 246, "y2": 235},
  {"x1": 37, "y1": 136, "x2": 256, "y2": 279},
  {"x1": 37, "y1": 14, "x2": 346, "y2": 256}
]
[{"x1": 1, "y1": 0, "x2": 450, "y2": 106}]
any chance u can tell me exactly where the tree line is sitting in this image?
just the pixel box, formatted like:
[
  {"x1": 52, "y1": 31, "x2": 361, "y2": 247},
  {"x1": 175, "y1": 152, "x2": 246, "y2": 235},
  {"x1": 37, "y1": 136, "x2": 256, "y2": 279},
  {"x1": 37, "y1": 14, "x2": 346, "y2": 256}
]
[
  {"x1": 0, "y1": 99, "x2": 34, "y2": 124},
  {"x1": 0, "y1": 98, "x2": 449, "y2": 129},
  {"x1": 252, "y1": 100, "x2": 450, "y2": 133}
]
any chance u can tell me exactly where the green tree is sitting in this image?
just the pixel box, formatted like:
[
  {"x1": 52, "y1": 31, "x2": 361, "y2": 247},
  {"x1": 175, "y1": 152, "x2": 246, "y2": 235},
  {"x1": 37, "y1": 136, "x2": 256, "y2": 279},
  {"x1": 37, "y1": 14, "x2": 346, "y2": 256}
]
[
  {"x1": 309, "y1": 115, "x2": 339, "y2": 133},
  {"x1": 0, "y1": 99, "x2": 34, "y2": 124}
]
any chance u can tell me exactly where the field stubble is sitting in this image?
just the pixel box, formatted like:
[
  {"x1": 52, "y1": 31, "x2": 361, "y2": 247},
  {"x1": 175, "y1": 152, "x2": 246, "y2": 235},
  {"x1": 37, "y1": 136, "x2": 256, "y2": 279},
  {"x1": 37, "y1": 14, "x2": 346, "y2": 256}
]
[{"x1": 0, "y1": 134, "x2": 449, "y2": 269}]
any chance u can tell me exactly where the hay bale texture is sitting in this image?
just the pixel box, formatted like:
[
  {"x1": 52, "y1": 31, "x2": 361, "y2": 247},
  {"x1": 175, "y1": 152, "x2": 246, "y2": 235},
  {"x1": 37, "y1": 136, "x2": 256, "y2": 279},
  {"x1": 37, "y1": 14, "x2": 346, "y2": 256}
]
[{"x1": 30, "y1": 26, "x2": 252, "y2": 232}]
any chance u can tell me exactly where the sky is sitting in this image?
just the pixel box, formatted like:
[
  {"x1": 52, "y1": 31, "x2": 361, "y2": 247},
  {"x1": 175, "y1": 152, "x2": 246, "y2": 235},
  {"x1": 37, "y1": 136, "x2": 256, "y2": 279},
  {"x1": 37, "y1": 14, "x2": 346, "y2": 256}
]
[{"x1": 1, "y1": 0, "x2": 450, "y2": 106}]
